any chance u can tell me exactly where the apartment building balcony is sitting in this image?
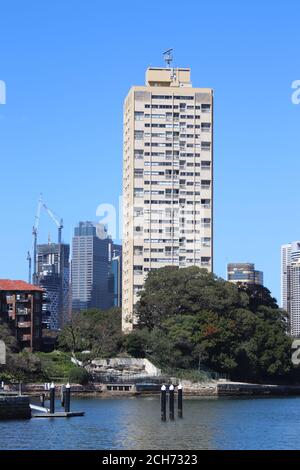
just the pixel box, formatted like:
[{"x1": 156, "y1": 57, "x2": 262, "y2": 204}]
[
  {"x1": 21, "y1": 334, "x2": 31, "y2": 342},
  {"x1": 165, "y1": 174, "x2": 179, "y2": 180},
  {"x1": 16, "y1": 308, "x2": 30, "y2": 315},
  {"x1": 201, "y1": 261, "x2": 211, "y2": 267},
  {"x1": 133, "y1": 269, "x2": 143, "y2": 276},
  {"x1": 201, "y1": 144, "x2": 211, "y2": 152},
  {"x1": 201, "y1": 166, "x2": 211, "y2": 173},
  {"x1": 15, "y1": 294, "x2": 31, "y2": 302},
  {"x1": 17, "y1": 321, "x2": 31, "y2": 329}
]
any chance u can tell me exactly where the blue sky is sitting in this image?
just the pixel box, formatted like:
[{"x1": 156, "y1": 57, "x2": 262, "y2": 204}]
[{"x1": 0, "y1": 0, "x2": 299, "y2": 302}]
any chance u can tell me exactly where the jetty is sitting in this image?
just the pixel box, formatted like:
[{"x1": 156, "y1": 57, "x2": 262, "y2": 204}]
[{"x1": 0, "y1": 393, "x2": 31, "y2": 420}]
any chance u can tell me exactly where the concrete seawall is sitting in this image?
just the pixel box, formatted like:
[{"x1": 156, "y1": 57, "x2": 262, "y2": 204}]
[
  {"x1": 0, "y1": 395, "x2": 31, "y2": 420},
  {"x1": 217, "y1": 382, "x2": 300, "y2": 396},
  {"x1": 5, "y1": 381, "x2": 300, "y2": 399}
]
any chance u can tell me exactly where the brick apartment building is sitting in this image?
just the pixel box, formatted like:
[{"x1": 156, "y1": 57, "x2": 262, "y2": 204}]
[{"x1": 0, "y1": 280, "x2": 44, "y2": 351}]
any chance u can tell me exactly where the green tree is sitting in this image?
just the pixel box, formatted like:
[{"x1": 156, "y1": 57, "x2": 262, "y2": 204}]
[
  {"x1": 69, "y1": 367, "x2": 90, "y2": 385},
  {"x1": 0, "y1": 322, "x2": 19, "y2": 353},
  {"x1": 5, "y1": 351, "x2": 43, "y2": 382},
  {"x1": 58, "y1": 308, "x2": 123, "y2": 361},
  {"x1": 132, "y1": 266, "x2": 293, "y2": 382},
  {"x1": 136, "y1": 266, "x2": 248, "y2": 329}
]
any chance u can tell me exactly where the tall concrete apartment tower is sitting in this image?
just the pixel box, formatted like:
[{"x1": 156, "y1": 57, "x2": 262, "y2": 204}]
[
  {"x1": 281, "y1": 241, "x2": 300, "y2": 336},
  {"x1": 122, "y1": 64, "x2": 213, "y2": 332}
]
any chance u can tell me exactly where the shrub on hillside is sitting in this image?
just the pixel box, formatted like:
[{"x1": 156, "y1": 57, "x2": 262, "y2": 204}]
[{"x1": 69, "y1": 367, "x2": 90, "y2": 385}]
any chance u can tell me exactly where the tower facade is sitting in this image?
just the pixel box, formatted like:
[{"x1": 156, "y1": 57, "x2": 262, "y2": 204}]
[
  {"x1": 71, "y1": 222, "x2": 112, "y2": 312},
  {"x1": 110, "y1": 245, "x2": 122, "y2": 308},
  {"x1": 227, "y1": 263, "x2": 263, "y2": 286},
  {"x1": 37, "y1": 243, "x2": 70, "y2": 330},
  {"x1": 122, "y1": 66, "x2": 213, "y2": 331},
  {"x1": 281, "y1": 241, "x2": 300, "y2": 336},
  {"x1": 281, "y1": 243, "x2": 292, "y2": 312}
]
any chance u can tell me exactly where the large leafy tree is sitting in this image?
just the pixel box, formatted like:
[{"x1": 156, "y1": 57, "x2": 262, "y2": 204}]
[
  {"x1": 58, "y1": 308, "x2": 123, "y2": 361},
  {"x1": 0, "y1": 321, "x2": 19, "y2": 353},
  {"x1": 131, "y1": 266, "x2": 292, "y2": 382},
  {"x1": 136, "y1": 266, "x2": 249, "y2": 328}
]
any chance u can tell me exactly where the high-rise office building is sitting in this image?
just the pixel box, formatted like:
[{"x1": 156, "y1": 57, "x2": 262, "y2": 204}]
[
  {"x1": 36, "y1": 243, "x2": 70, "y2": 330},
  {"x1": 122, "y1": 65, "x2": 213, "y2": 331},
  {"x1": 71, "y1": 222, "x2": 112, "y2": 312},
  {"x1": 227, "y1": 263, "x2": 264, "y2": 286},
  {"x1": 281, "y1": 241, "x2": 300, "y2": 336},
  {"x1": 281, "y1": 244, "x2": 292, "y2": 312}
]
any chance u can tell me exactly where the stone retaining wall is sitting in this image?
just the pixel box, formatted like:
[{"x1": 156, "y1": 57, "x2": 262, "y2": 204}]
[
  {"x1": 88, "y1": 358, "x2": 162, "y2": 378},
  {"x1": 180, "y1": 380, "x2": 218, "y2": 396},
  {"x1": 22, "y1": 383, "x2": 103, "y2": 395}
]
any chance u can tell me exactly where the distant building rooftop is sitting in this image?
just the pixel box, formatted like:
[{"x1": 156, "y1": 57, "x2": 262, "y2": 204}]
[{"x1": 0, "y1": 280, "x2": 44, "y2": 292}]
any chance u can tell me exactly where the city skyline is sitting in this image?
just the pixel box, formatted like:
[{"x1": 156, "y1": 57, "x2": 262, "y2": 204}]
[{"x1": 0, "y1": 1, "x2": 300, "y2": 302}]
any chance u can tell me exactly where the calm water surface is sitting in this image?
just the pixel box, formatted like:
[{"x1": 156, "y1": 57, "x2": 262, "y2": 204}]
[{"x1": 1, "y1": 396, "x2": 300, "y2": 450}]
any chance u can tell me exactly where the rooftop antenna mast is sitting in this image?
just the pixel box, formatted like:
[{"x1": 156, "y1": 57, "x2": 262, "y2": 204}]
[{"x1": 163, "y1": 48, "x2": 173, "y2": 68}]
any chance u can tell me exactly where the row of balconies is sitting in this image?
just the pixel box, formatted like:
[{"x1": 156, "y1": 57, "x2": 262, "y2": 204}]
[
  {"x1": 133, "y1": 259, "x2": 211, "y2": 275},
  {"x1": 16, "y1": 308, "x2": 31, "y2": 315},
  {"x1": 21, "y1": 334, "x2": 31, "y2": 342},
  {"x1": 17, "y1": 321, "x2": 31, "y2": 329}
]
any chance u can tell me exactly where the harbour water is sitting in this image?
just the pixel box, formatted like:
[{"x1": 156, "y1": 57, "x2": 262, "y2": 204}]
[{"x1": 1, "y1": 395, "x2": 300, "y2": 450}]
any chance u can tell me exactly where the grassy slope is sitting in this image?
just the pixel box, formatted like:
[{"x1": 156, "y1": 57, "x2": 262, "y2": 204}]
[{"x1": 36, "y1": 350, "x2": 74, "y2": 382}]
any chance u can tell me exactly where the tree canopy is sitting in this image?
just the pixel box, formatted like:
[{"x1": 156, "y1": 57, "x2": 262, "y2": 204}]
[
  {"x1": 130, "y1": 267, "x2": 292, "y2": 382},
  {"x1": 58, "y1": 307, "x2": 123, "y2": 362}
]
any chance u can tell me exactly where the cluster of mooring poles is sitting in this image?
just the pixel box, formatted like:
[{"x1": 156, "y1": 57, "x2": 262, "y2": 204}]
[
  {"x1": 39, "y1": 382, "x2": 71, "y2": 413},
  {"x1": 161, "y1": 384, "x2": 183, "y2": 421},
  {"x1": 31, "y1": 382, "x2": 84, "y2": 418}
]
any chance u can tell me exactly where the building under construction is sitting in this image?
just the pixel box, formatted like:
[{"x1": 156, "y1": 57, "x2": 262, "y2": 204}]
[
  {"x1": 36, "y1": 242, "x2": 70, "y2": 330},
  {"x1": 28, "y1": 195, "x2": 70, "y2": 330}
]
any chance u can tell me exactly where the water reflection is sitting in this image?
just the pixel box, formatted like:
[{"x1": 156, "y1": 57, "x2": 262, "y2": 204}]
[{"x1": 1, "y1": 396, "x2": 300, "y2": 450}]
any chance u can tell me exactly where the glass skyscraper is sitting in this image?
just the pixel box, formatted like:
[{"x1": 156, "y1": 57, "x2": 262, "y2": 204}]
[
  {"x1": 37, "y1": 242, "x2": 70, "y2": 330},
  {"x1": 71, "y1": 222, "x2": 112, "y2": 312}
]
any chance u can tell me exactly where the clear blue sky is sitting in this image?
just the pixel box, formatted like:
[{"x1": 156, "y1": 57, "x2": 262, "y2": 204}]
[{"x1": 0, "y1": 0, "x2": 299, "y2": 303}]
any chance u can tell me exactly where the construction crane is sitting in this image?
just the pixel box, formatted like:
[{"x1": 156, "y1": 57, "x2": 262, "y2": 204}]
[
  {"x1": 43, "y1": 203, "x2": 63, "y2": 244},
  {"x1": 27, "y1": 195, "x2": 64, "y2": 284},
  {"x1": 31, "y1": 193, "x2": 43, "y2": 285},
  {"x1": 27, "y1": 251, "x2": 31, "y2": 284}
]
